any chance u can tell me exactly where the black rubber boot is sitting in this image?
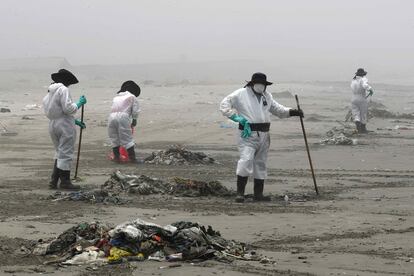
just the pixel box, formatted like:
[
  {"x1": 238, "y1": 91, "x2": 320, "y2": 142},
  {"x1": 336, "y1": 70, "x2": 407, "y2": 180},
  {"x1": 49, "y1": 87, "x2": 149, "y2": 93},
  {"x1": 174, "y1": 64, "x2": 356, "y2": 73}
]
[
  {"x1": 49, "y1": 160, "x2": 59, "y2": 189},
  {"x1": 253, "y1": 179, "x2": 271, "y2": 201},
  {"x1": 361, "y1": 124, "x2": 368, "y2": 133},
  {"x1": 127, "y1": 146, "x2": 143, "y2": 164},
  {"x1": 112, "y1": 146, "x2": 121, "y2": 162},
  {"x1": 355, "y1": 121, "x2": 362, "y2": 133},
  {"x1": 127, "y1": 146, "x2": 136, "y2": 162},
  {"x1": 235, "y1": 175, "x2": 248, "y2": 203},
  {"x1": 59, "y1": 169, "x2": 80, "y2": 190}
]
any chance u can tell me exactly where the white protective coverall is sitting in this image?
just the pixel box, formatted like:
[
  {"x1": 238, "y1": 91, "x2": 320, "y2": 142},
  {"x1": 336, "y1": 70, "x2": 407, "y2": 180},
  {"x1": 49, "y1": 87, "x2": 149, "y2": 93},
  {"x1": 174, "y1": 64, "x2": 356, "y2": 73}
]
[
  {"x1": 350, "y1": 76, "x2": 372, "y2": 124},
  {"x1": 220, "y1": 87, "x2": 291, "y2": 179},
  {"x1": 107, "y1": 91, "x2": 140, "y2": 149},
  {"x1": 43, "y1": 83, "x2": 79, "y2": 171}
]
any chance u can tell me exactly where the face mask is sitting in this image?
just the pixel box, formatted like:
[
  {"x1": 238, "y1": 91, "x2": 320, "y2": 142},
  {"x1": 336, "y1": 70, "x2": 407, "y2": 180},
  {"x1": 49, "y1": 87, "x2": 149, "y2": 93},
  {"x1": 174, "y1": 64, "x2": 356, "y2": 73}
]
[{"x1": 253, "y1": 83, "x2": 266, "y2": 94}]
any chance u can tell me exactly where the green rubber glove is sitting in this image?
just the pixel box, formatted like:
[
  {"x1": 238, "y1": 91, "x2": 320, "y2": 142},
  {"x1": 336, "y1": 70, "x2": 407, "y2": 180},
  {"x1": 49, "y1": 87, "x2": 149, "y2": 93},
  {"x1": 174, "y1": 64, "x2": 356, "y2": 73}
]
[
  {"x1": 75, "y1": 119, "x2": 86, "y2": 129},
  {"x1": 76, "y1": 95, "x2": 87, "y2": 108},
  {"x1": 367, "y1": 89, "x2": 374, "y2": 97},
  {"x1": 241, "y1": 122, "x2": 252, "y2": 138},
  {"x1": 131, "y1": 119, "x2": 137, "y2": 127},
  {"x1": 230, "y1": 114, "x2": 251, "y2": 138},
  {"x1": 230, "y1": 114, "x2": 248, "y2": 125}
]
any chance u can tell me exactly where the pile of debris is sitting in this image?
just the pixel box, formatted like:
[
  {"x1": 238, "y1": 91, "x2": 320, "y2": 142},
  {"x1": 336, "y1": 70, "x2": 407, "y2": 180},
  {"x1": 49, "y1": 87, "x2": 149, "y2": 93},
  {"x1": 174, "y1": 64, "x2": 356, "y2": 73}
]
[
  {"x1": 345, "y1": 100, "x2": 414, "y2": 121},
  {"x1": 102, "y1": 171, "x2": 172, "y2": 195},
  {"x1": 32, "y1": 218, "x2": 264, "y2": 266},
  {"x1": 102, "y1": 171, "x2": 235, "y2": 197},
  {"x1": 47, "y1": 190, "x2": 126, "y2": 205},
  {"x1": 144, "y1": 145, "x2": 215, "y2": 165},
  {"x1": 320, "y1": 124, "x2": 357, "y2": 145}
]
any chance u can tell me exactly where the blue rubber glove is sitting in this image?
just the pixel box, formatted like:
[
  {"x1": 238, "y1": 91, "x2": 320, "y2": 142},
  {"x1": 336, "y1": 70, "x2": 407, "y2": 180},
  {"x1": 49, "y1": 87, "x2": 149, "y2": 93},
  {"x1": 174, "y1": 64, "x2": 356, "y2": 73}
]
[
  {"x1": 76, "y1": 95, "x2": 87, "y2": 108},
  {"x1": 230, "y1": 114, "x2": 252, "y2": 138},
  {"x1": 75, "y1": 119, "x2": 86, "y2": 129}
]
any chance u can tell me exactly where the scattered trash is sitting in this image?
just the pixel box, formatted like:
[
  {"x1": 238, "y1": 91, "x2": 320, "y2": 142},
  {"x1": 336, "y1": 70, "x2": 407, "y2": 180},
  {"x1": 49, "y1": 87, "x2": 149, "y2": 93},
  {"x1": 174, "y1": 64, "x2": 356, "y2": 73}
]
[
  {"x1": 259, "y1": 257, "x2": 271, "y2": 264},
  {"x1": 22, "y1": 115, "x2": 35, "y2": 120},
  {"x1": 38, "y1": 222, "x2": 110, "y2": 256},
  {"x1": 62, "y1": 250, "x2": 106, "y2": 265},
  {"x1": 0, "y1": 108, "x2": 11, "y2": 113},
  {"x1": 159, "y1": 264, "x2": 182, "y2": 269},
  {"x1": 394, "y1": 125, "x2": 414, "y2": 130},
  {"x1": 47, "y1": 190, "x2": 126, "y2": 205},
  {"x1": 284, "y1": 195, "x2": 289, "y2": 205},
  {"x1": 102, "y1": 171, "x2": 235, "y2": 197},
  {"x1": 195, "y1": 101, "x2": 214, "y2": 105},
  {"x1": 22, "y1": 104, "x2": 41, "y2": 111},
  {"x1": 31, "y1": 218, "x2": 261, "y2": 266},
  {"x1": 144, "y1": 145, "x2": 215, "y2": 165}
]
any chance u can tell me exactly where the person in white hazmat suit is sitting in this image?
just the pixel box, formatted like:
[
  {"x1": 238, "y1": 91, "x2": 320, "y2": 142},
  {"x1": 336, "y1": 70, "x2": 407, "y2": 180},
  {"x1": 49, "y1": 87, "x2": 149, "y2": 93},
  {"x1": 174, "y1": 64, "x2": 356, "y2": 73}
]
[
  {"x1": 350, "y1": 68, "x2": 374, "y2": 133},
  {"x1": 108, "y1": 80, "x2": 141, "y2": 163},
  {"x1": 43, "y1": 69, "x2": 87, "y2": 190},
  {"x1": 220, "y1": 72, "x2": 303, "y2": 203}
]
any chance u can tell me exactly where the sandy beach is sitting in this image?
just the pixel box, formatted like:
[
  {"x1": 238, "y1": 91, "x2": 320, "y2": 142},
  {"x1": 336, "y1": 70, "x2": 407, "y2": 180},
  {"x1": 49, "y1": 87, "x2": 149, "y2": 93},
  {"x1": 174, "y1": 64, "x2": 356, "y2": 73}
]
[{"x1": 0, "y1": 78, "x2": 413, "y2": 275}]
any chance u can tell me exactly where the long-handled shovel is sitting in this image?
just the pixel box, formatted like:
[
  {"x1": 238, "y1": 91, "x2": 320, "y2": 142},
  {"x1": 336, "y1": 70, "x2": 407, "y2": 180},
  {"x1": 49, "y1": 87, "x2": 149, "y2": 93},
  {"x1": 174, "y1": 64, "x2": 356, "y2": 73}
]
[
  {"x1": 74, "y1": 105, "x2": 84, "y2": 179},
  {"x1": 295, "y1": 95, "x2": 319, "y2": 195}
]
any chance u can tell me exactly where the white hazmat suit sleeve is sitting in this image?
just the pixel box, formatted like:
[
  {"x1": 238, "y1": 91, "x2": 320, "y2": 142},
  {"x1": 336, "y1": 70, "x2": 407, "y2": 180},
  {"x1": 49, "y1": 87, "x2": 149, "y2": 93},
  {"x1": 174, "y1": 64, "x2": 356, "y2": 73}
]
[
  {"x1": 268, "y1": 93, "x2": 290, "y2": 118},
  {"x1": 361, "y1": 77, "x2": 372, "y2": 91},
  {"x1": 219, "y1": 90, "x2": 238, "y2": 118},
  {"x1": 131, "y1": 97, "x2": 140, "y2": 120},
  {"x1": 60, "y1": 86, "x2": 78, "y2": 115}
]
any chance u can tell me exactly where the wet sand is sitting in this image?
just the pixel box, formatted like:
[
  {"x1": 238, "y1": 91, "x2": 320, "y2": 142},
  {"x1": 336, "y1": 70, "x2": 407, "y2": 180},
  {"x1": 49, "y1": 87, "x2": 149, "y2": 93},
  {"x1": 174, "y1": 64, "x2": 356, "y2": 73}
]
[{"x1": 1, "y1": 81, "x2": 413, "y2": 275}]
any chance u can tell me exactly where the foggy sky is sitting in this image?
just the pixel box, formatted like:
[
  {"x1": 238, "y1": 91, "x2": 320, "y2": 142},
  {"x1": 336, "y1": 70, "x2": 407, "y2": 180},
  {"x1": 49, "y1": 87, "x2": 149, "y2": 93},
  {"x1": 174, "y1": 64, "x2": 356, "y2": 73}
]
[{"x1": 1, "y1": 0, "x2": 414, "y2": 81}]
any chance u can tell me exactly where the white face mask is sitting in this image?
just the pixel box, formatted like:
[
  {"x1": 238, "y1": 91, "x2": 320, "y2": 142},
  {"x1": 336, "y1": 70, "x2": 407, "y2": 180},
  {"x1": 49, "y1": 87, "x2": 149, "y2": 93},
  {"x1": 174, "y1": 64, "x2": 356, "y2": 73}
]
[{"x1": 253, "y1": 83, "x2": 266, "y2": 94}]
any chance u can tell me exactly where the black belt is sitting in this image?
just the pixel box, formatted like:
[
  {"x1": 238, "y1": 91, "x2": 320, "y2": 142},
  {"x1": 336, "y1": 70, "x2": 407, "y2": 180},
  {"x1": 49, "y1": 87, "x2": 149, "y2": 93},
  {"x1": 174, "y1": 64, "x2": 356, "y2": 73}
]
[{"x1": 239, "y1": 123, "x2": 270, "y2": 132}]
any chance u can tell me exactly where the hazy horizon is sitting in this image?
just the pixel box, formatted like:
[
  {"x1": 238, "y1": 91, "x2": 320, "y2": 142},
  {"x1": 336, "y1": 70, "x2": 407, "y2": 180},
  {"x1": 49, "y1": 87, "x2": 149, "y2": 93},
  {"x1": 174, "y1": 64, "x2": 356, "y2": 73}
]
[{"x1": 1, "y1": 0, "x2": 414, "y2": 83}]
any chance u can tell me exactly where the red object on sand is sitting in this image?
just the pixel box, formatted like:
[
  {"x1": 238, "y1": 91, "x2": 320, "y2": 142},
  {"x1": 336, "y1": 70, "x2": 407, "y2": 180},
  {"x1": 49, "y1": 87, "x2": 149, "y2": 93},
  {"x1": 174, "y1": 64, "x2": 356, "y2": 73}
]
[{"x1": 107, "y1": 127, "x2": 135, "y2": 162}]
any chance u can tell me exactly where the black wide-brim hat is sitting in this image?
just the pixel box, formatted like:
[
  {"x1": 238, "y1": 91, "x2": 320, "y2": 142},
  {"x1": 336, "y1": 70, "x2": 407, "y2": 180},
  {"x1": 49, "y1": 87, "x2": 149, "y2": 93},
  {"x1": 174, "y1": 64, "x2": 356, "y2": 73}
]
[
  {"x1": 355, "y1": 68, "x2": 367, "y2": 76},
  {"x1": 51, "y1": 69, "x2": 79, "y2": 86},
  {"x1": 118, "y1": 80, "x2": 141, "y2": 97},
  {"x1": 245, "y1": 72, "x2": 273, "y2": 87}
]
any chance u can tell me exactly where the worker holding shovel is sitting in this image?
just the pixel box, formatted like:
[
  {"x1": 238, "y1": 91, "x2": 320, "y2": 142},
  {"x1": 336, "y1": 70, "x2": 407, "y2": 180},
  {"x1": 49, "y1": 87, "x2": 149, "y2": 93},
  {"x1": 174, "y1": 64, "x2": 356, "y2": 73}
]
[
  {"x1": 108, "y1": 80, "x2": 141, "y2": 163},
  {"x1": 220, "y1": 72, "x2": 304, "y2": 203},
  {"x1": 43, "y1": 69, "x2": 87, "y2": 190}
]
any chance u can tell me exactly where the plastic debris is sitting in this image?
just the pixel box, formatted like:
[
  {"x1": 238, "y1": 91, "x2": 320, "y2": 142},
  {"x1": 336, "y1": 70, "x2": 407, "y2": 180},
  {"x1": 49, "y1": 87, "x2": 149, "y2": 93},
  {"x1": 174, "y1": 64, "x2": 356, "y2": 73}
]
[
  {"x1": 320, "y1": 124, "x2": 358, "y2": 145},
  {"x1": 102, "y1": 171, "x2": 235, "y2": 197},
  {"x1": 47, "y1": 190, "x2": 126, "y2": 205},
  {"x1": 30, "y1": 217, "x2": 262, "y2": 266},
  {"x1": 144, "y1": 144, "x2": 215, "y2": 165}
]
